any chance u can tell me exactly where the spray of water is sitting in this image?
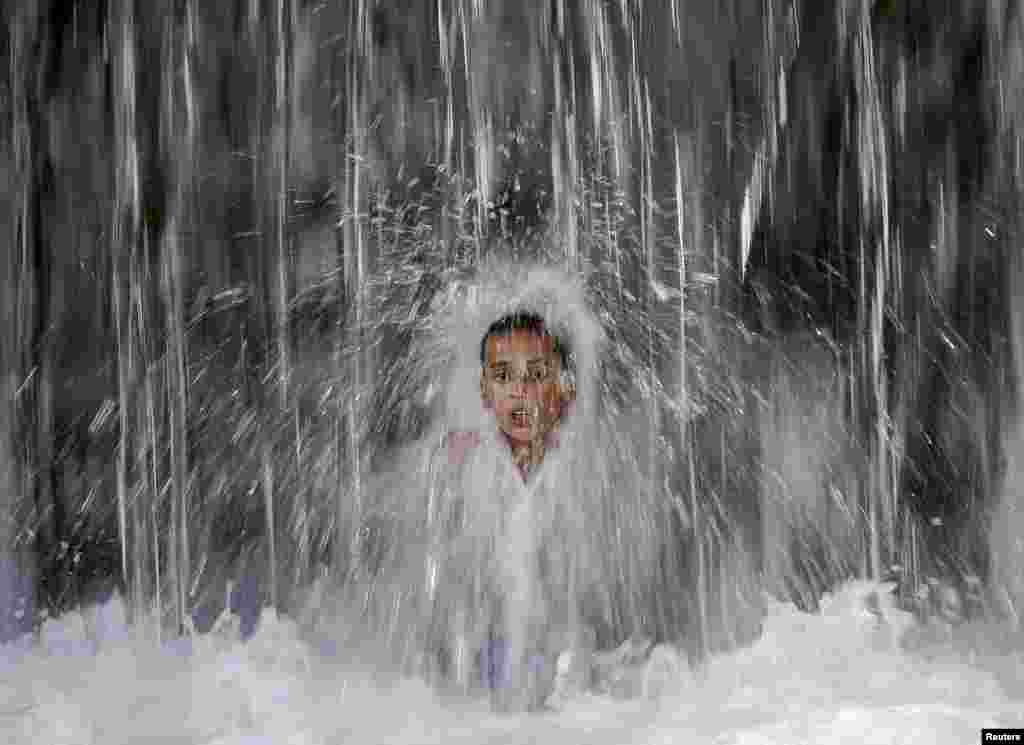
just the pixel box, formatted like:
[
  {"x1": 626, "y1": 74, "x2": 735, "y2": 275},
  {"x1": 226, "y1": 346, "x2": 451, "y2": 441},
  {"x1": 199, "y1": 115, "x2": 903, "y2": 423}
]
[
  {"x1": 305, "y1": 256, "x2": 695, "y2": 699},
  {"x1": 4, "y1": 3, "x2": 1024, "y2": 722}
]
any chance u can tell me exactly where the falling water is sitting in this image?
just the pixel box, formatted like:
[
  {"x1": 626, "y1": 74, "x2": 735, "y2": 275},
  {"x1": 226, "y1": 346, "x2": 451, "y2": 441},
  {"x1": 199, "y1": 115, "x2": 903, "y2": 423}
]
[{"x1": 3, "y1": 0, "x2": 1024, "y2": 725}]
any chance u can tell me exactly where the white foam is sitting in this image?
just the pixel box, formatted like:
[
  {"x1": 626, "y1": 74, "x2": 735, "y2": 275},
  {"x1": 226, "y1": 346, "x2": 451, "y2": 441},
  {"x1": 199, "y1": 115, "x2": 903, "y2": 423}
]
[{"x1": 2, "y1": 580, "x2": 1021, "y2": 745}]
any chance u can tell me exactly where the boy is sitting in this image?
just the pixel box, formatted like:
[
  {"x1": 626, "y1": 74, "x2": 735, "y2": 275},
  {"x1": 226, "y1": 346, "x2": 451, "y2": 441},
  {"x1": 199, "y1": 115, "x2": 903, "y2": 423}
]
[
  {"x1": 358, "y1": 310, "x2": 651, "y2": 709},
  {"x1": 465, "y1": 312, "x2": 655, "y2": 708},
  {"x1": 441, "y1": 312, "x2": 576, "y2": 708}
]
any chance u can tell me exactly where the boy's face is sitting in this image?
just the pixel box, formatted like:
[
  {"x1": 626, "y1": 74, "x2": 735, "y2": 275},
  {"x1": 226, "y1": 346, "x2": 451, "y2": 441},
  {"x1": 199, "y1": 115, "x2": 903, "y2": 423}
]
[{"x1": 480, "y1": 329, "x2": 571, "y2": 445}]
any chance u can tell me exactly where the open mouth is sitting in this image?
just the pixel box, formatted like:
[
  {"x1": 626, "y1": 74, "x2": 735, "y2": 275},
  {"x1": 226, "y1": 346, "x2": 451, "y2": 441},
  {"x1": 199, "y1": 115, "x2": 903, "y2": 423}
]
[{"x1": 509, "y1": 407, "x2": 533, "y2": 427}]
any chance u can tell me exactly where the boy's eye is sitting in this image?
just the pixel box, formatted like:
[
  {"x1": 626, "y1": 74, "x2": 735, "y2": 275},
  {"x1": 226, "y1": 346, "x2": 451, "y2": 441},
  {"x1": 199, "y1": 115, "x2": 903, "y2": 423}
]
[{"x1": 489, "y1": 367, "x2": 551, "y2": 384}]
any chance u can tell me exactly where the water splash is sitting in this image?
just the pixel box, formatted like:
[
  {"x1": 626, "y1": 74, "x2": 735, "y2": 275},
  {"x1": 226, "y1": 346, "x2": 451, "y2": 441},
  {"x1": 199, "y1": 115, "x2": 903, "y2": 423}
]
[
  {"x1": 3, "y1": 0, "x2": 1024, "y2": 709},
  {"x1": 329, "y1": 257, "x2": 690, "y2": 697}
]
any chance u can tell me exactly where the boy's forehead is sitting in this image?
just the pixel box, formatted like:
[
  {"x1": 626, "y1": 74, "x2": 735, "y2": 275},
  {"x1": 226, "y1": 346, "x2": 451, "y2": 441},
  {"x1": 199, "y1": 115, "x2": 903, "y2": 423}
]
[{"x1": 485, "y1": 330, "x2": 558, "y2": 362}]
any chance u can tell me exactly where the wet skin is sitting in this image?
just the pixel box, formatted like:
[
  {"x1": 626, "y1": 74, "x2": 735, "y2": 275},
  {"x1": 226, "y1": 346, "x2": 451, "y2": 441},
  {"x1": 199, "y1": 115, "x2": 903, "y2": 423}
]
[{"x1": 479, "y1": 330, "x2": 573, "y2": 469}]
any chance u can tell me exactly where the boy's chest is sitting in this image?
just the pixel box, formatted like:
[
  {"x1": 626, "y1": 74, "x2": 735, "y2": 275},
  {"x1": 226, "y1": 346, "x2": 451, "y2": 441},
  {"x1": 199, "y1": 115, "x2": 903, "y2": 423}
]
[{"x1": 441, "y1": 437, "x2": 561, "y2": 529}]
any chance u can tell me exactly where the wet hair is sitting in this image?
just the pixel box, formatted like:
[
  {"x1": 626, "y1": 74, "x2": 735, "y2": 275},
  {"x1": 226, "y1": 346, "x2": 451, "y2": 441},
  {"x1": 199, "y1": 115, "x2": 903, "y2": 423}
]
[{"x1": 479, "y1": 311, "x2": 571, "y2": 370}]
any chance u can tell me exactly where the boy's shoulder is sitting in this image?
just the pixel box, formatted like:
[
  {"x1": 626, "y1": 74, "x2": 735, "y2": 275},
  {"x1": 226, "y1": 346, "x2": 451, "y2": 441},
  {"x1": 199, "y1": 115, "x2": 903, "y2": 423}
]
[{"x1": 445, "y1": 429, "x2": 481, "y2": 467}]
